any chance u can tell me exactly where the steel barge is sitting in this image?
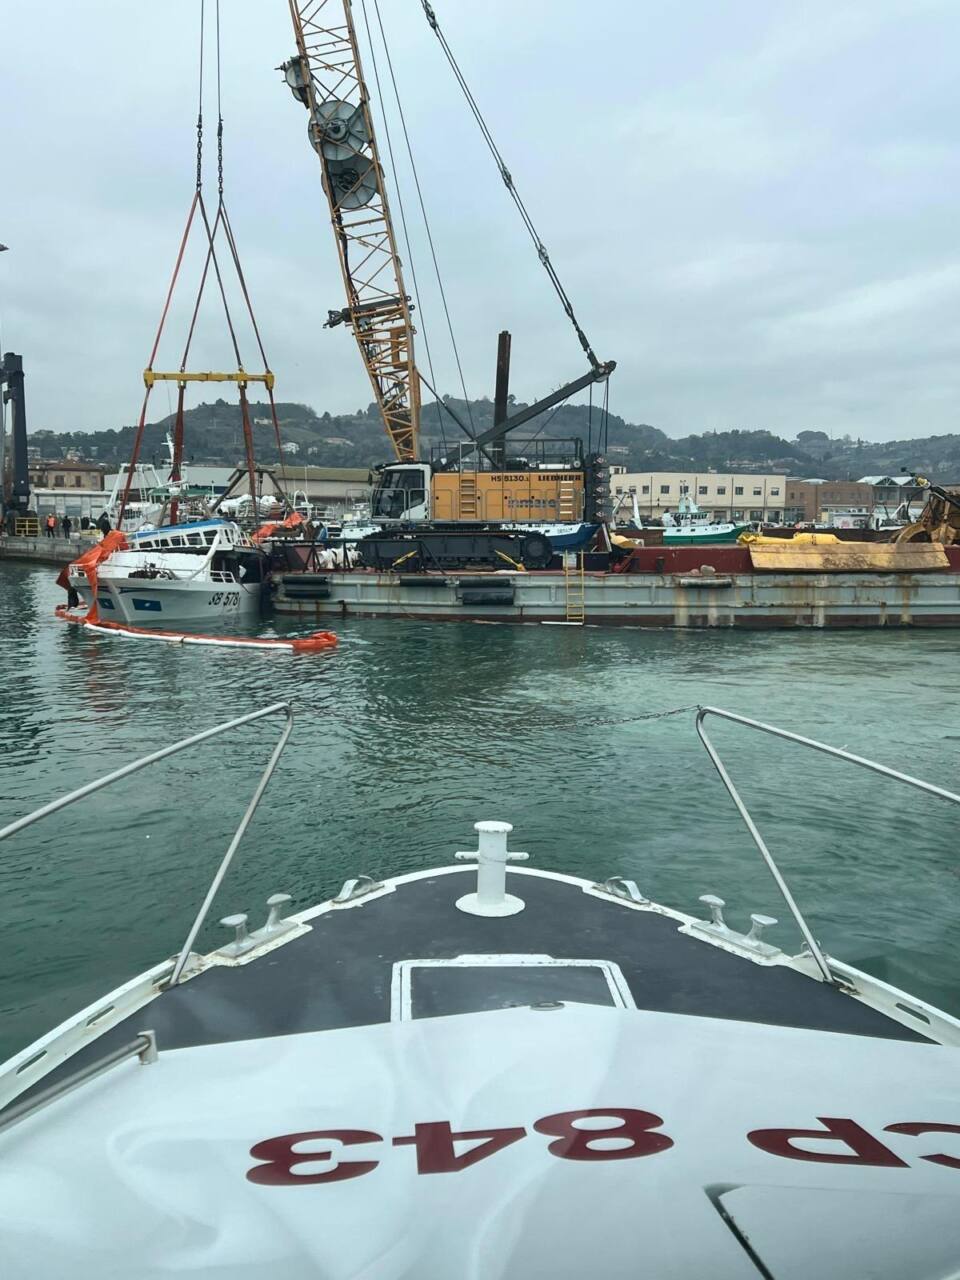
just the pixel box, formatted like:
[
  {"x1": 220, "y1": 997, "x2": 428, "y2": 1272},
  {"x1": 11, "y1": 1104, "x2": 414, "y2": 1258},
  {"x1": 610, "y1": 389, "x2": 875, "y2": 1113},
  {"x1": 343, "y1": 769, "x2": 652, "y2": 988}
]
[{"x1": 271, "y1": 543, "x2": 960, "y2": 629}]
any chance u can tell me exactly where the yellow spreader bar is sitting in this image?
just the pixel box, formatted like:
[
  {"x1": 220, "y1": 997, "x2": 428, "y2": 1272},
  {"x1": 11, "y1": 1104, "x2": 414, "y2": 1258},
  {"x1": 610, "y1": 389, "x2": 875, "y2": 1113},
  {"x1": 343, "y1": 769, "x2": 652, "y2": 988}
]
[{"x1": 143, "y1": 370, "x2": 275, "y2": 390}]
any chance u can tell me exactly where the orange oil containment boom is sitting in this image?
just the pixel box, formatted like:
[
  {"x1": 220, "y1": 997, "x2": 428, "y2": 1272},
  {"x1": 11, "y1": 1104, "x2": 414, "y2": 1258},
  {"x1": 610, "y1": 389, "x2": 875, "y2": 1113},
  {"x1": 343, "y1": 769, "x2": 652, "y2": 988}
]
[{"x1": 81, "y1": 621, "x2": 339, "y2": 654}]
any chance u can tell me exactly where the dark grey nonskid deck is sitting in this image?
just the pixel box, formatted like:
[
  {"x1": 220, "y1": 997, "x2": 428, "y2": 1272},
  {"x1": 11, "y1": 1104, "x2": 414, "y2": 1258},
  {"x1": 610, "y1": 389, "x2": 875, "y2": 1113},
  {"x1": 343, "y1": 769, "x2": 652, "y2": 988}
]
[{"x1": 7, "y1": 866, "x2": 926, "y2": 1113}]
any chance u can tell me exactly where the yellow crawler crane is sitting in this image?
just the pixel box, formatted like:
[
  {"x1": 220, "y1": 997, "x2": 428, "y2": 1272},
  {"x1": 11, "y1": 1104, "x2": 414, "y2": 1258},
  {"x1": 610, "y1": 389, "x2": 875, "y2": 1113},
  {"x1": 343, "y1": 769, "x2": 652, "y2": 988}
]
[{"x1": 281, "y1": 0, "x2": 615, "y2": 565}]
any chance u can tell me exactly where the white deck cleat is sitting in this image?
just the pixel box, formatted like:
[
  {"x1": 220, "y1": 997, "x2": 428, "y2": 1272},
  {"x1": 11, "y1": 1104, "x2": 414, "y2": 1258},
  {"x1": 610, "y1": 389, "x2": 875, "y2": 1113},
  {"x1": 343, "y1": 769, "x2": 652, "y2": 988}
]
[
  {"x1": 599, "y1": 876, "x2": 648, "y2": 904},
  {"x1": 333, "y1": 875, "x2": 382, "y2": 904},
  {"x1": 264, "y1": 893, "x2": 293, "y2": 932},
  {"x1": 698, "y1": 893, "x2": 730, "y2": 933},
  {"x1": 744, "y1": 913, "x2": 778, "y2": 946},
  {"x1": 742, "y1": 912, "x2": 780, "y2": 956},
  {"x1": 218, "y1": 913, "x2": 250, "y2": 956},
  {"x1": 455, "y1": 820, "x2": 528, "y2": 917}
]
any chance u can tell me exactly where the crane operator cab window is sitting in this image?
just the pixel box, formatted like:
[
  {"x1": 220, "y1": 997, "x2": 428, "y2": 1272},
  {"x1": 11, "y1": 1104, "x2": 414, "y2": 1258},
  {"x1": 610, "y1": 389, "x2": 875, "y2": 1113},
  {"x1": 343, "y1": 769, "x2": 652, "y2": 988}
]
[{"x1": 372, "y1": 467, "x2": 429, "y2": 520}]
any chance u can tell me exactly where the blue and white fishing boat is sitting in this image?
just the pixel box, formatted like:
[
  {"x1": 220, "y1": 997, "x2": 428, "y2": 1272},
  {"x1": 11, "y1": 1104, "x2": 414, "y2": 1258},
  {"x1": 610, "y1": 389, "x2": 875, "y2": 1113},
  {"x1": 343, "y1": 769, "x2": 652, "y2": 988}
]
[
  {"x1": 68, "y1": 518, "x2": 268, "y2": 623},
  {"x1": 520, "y1": 520, "x2": 599, "y2": 550}
]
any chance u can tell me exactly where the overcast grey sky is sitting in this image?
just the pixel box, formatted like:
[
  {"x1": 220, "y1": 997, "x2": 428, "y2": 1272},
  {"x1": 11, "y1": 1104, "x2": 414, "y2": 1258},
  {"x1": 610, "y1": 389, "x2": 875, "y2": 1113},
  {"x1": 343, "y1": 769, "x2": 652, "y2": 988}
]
[{"x1": 2, "y1": 0, "x2": 958, "y2": 442}]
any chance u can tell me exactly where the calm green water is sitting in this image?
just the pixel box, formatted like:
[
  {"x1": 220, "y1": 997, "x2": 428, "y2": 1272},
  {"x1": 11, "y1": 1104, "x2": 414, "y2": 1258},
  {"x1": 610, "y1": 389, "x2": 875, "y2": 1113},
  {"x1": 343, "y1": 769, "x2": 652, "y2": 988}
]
[{"x1": 1, "y1": 560, "x2": 959, "y2": 1059}]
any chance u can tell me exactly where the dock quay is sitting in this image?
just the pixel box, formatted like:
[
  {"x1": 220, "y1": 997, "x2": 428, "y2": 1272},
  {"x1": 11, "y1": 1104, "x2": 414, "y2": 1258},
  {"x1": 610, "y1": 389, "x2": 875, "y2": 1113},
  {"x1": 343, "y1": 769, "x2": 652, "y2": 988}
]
[
  {"x1": 0, "y1": 533, "x2": 89, "y2": 567},
  {"x1": 272, "y1": 544, "x2": 960, "y2": 629}
]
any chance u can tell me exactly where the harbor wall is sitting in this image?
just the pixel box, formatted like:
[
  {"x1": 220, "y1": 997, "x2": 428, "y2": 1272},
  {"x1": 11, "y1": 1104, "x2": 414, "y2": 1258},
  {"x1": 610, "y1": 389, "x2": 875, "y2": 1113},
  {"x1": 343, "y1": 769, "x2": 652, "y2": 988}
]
[
  {"x1": 0, "y1": 534, "x2": 89, "y2": 567},
  {"x1": 273, "y1": 566, "x2": 960, "y2": 628}
]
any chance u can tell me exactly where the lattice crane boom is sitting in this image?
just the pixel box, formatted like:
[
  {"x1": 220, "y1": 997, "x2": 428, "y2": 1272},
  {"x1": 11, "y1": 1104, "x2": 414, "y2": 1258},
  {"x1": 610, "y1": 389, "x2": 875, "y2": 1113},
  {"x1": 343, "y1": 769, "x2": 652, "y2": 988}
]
[{"x1": 283, "y1": 0, "x2": 420, "y2": 462}]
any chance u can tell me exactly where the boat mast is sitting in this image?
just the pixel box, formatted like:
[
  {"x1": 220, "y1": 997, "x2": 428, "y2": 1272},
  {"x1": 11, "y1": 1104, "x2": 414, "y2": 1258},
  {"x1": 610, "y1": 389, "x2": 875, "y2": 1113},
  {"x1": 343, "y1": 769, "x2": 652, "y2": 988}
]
[{"x1": 283, "y1": 0, "x2": 420, "y2": 462}]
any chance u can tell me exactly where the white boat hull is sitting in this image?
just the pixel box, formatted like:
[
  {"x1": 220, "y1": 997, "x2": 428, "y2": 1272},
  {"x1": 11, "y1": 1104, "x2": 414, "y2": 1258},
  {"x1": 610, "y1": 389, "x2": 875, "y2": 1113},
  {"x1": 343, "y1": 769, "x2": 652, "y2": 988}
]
[{"x1": 76, "y1": 577, "x2": 262, "y2": 625}]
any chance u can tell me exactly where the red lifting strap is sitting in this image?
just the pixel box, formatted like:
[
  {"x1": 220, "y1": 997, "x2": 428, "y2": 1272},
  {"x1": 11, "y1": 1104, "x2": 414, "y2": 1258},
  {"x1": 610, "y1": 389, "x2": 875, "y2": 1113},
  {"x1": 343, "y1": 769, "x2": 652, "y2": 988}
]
[{"x1": 119, "y1": 187, "x2": 285, "y2": 526}]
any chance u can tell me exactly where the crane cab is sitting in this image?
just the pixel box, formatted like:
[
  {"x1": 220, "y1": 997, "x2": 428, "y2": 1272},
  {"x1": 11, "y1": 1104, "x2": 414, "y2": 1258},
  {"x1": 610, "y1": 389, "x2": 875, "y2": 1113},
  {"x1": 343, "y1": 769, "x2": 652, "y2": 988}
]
[{"x1": 370, "y1": 464, "x2": 432, "y2": 522}]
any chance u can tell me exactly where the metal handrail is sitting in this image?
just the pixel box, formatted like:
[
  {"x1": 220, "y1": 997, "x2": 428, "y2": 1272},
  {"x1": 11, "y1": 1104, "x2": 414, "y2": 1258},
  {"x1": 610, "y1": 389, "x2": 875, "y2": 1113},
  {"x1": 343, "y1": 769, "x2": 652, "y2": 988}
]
[
  {"x1": 0, "y1": 703, "x2": 294, "y2": 986},
  {"x1": 0, "y1": 1031, "x2": 157, "y2": 1136},
  {"x1": 696, "y1": 706, "x2": 960, "y2": 985}
]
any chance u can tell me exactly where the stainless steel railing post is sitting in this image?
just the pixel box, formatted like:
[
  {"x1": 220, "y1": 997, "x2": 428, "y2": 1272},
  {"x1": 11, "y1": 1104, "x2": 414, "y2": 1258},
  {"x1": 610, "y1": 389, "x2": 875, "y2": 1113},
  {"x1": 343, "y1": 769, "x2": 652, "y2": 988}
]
[
  {"x1": 169, "y1": 705, "x2": 293, "y2": 985},
  {"x1": 0, "y1": 702, "x2": 294, "y2": 989},
  {"x1": 696, "y1": 709, "x2": 833, "y2": 982},
  {"x1": 0, "y1": 701, "x2": 293, "y2": 846},
  {"x1": 696, "y1": 705, "x2": 960, "y2": 985}
]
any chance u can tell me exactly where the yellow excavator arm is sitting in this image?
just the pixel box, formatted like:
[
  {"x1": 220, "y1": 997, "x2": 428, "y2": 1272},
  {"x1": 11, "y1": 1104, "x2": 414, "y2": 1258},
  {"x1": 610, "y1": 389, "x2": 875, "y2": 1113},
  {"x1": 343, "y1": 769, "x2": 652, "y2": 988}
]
[{"x1": 895, "y1": 476, "x2": 960, "y2": 545}]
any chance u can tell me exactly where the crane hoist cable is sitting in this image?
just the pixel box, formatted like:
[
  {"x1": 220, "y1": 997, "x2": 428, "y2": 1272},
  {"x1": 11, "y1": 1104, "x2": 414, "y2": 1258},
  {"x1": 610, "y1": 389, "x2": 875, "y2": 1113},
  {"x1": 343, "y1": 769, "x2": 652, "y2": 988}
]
[
  {"x1": 356, "y1": 0, "x2": 448, "y2": 453},
  {"x1": 363, "y1": 0, "x2": 477, "y2": 438},
  {"x1": 119, "y1": 0, "x2": 288, "y2": 526},
  {"x1": 418, "y1": 1, "x2": 603, "y2": 373}
]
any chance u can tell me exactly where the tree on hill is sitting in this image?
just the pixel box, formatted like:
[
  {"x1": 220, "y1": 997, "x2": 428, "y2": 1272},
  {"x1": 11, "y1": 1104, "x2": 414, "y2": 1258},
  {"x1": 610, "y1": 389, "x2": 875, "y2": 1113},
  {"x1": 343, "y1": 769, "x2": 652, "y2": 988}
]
[{"x1": 26, "y1": 398, "x2": 960, "y2": 484}]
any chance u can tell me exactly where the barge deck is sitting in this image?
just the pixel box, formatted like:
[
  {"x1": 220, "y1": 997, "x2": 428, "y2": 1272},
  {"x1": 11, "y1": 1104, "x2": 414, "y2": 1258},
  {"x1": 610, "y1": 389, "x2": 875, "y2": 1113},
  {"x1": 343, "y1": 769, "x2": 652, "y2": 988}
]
[{"x1": 273, "y1": 545, "x2": 960, "y2": 629}]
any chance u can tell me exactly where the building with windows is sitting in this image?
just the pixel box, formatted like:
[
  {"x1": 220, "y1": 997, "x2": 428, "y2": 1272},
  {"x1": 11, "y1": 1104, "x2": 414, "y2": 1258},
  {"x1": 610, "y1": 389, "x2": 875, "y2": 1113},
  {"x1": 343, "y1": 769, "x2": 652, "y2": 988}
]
[
  {"x1": 610, "y1": 472, "x2": 787, "y2": 523},
  {"x1": 858, "y1": 475, "x2": 927, "y2": 520},
  {"x1": 27, "y1": 460, "x2": 105, "y2": 491},
  {"x1": 783, "y1": 480, "x2": 875, "y2": 525},
  {"x1": 30, "y1": 487, "x2": 111, "y2": 525}
]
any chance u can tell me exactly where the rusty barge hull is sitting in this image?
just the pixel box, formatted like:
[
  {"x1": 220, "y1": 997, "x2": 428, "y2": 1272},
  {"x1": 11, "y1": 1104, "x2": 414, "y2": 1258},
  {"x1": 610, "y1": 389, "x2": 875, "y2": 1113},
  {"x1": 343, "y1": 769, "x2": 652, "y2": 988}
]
[{"x1": 273, "y1": 568, "x2": 960, "y2": 629}]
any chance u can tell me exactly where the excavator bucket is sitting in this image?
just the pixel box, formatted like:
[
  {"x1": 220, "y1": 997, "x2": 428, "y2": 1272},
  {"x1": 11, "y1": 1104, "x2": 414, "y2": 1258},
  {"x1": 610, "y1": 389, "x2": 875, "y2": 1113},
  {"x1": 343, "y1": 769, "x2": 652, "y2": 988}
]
[{"x1": 740, "y1": 532, "x2": 949, "y2": 573}]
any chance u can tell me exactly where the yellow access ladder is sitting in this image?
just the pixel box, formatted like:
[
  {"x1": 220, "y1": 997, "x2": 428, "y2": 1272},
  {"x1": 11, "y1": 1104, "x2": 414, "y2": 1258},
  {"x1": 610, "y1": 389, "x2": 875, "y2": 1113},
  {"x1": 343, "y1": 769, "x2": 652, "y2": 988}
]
[
  {"x1": 458, "y1": 474, "x2": 478, "y2": 518},
  {"x1": 563, "y1": 551, "x2": 586, "y2": 623},
  {"x1": 558, "y1": 479, "x2": 578, "y2": 521}
]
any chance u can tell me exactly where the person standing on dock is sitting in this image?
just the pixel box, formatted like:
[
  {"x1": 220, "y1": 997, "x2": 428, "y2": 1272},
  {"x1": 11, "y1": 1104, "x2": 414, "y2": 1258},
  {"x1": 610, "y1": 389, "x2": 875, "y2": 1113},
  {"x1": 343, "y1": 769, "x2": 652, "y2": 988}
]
[
  {"x1": 44, "y1": 514, "x2": 56, "y2": 539},
  {"x1": 61, "y1": 515, "x2": 72, "y2": 538},
  {"x1": 96, "y1": 512, "x2": 111, "y2": 536}
]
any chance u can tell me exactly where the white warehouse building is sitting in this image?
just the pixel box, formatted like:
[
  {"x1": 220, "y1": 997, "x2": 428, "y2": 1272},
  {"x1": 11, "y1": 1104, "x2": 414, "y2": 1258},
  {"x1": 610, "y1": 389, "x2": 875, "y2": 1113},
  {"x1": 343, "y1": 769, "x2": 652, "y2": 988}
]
[{"x1": 611, "y1": 471, "x2": 788, "y2": 523}]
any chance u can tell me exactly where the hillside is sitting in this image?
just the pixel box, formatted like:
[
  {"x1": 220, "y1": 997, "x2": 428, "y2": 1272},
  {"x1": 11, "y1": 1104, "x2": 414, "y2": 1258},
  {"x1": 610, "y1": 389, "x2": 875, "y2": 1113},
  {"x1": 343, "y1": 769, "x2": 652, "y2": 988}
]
[
  {"x1": 27, "y1": 397, "x2": 669, "y2": 471},
  {"x1": 28, "y1": 398, "x2": 960, "y2": 482}
]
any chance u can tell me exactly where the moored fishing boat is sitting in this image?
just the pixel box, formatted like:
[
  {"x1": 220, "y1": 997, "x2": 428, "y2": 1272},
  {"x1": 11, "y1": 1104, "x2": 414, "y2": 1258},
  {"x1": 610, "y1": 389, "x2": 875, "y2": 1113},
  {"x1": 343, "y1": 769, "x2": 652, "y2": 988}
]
[
  {"x1": 615, "y1": 494, "x2": 752, "y2": 546},
  {"x1": 1, "y1": 704, "x2": 958, "y2": 1277},
  {"x1": 660, "y1": 495, "x2": 753, "y2": 544},
  {"x1": 661, "y1": 519, "x2": 753, "y2": 544}
]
